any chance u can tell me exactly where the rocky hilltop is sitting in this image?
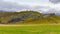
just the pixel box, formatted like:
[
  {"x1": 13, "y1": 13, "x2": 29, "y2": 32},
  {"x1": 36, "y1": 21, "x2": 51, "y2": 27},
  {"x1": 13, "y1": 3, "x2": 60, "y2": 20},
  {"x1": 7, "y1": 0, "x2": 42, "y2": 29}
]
[{"x1": 0, "y1": 10, "x2": 60, "y2": 24}]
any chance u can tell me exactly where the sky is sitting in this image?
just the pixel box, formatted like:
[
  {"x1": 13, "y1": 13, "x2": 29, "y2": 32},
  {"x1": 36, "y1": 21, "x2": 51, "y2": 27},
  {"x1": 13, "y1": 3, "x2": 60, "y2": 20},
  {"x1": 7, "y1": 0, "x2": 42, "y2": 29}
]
[{"x1": 0, "y1": 0, "x2": 60, "y2": 13}]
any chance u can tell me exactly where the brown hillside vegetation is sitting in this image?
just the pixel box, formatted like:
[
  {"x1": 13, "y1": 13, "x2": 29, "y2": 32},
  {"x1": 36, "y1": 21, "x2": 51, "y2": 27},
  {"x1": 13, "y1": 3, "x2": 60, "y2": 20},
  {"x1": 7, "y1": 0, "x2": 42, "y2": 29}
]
[{"x1": 0, "y1": 10, "x2": 60, "y2": 24}]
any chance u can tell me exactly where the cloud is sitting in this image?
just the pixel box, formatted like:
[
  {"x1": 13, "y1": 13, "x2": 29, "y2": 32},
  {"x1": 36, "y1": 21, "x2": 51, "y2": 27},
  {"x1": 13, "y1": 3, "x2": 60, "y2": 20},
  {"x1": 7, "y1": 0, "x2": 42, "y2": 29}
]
[
  {"x1": 0, "y1": 1, "x2": 31, "y2": 11},
  {"x1": 0, "y1": 0, "x2": 60, "y2": 14},
  {"x1": 41, "y1": 8, "x2": 60, "y2": 14},
  {"x1": 0, "y1": 0, "x2": 51, "y2": 12},
  {"x1": 0, "y1": 0, "x2": 59, "y2": 14},
  {"x1": 49, "y1": 0, "x2": 60, "y2": 4},
  {"x1": 3, "y1": 0, "x2": 49, "y2": 5}
]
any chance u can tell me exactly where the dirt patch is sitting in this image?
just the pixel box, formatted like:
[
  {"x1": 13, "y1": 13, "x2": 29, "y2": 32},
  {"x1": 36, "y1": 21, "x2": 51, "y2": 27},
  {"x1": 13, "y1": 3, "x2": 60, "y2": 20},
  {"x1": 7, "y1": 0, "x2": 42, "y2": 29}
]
[{"x1": 0, "y1": 24, "x2": 60, "y2": 26}]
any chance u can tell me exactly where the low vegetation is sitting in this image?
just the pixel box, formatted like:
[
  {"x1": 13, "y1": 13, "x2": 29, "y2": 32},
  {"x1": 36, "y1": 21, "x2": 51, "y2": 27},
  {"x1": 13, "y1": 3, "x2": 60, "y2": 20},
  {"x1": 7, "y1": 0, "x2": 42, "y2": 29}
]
[
  {"x1": 0, "y1": 25, "x2": 60, "y2": 34},
  {"x1": 0, "y1": 10, "x2": 60, "y2": 24}
]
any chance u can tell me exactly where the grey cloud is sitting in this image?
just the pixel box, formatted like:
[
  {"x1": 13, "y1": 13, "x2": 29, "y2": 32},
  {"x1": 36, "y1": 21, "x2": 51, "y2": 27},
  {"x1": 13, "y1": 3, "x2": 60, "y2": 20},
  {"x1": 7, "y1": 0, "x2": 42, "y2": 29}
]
[
  {"x1": 0, "y1": 0, "x2": 60, "y2": 14},
  {"x1": 0, "y1": 0, "x2": 51, "y2": 12},
  {"x1": 42, "y1": 8, "x2": 60, "y2": 14},
  {"x1": 49, "y1": 0, "x2": 60, "y2": 3},
  {"x1": 33, "y1": 6, "x2": 50, "y2": 10},
  {"x1": 0, "y1": 1, "x2": 31, "y2": 11}
]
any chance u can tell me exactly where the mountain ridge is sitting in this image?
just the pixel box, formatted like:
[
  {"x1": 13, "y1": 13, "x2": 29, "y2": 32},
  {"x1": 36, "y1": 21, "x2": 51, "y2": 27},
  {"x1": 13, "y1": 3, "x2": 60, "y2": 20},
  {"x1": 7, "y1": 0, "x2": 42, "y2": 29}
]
[{"x1": 0, "y1": 10, "x2": 60, "y2": 24}]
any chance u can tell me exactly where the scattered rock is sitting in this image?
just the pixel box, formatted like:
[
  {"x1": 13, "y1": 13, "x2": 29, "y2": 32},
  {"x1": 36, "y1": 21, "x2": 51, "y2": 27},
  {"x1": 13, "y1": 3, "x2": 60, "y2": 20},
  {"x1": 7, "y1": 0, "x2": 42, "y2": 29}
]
[{"x1": 8, "y1": 18, "x2": 21, "y2": 23}]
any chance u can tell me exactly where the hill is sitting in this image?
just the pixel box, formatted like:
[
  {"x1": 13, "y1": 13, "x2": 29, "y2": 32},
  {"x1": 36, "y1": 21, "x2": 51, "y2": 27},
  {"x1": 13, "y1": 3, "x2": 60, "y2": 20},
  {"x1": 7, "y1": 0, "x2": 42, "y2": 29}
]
[{"x1": 0, "y1": 10, "x2": 60, "y2": 24}]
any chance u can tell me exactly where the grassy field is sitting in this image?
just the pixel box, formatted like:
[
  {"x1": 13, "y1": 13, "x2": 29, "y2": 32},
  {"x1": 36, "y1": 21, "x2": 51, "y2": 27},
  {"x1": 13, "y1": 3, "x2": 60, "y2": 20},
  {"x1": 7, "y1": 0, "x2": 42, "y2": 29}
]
[{"x1": 0, "y1": 25, "x2": 60, "y2": 34}]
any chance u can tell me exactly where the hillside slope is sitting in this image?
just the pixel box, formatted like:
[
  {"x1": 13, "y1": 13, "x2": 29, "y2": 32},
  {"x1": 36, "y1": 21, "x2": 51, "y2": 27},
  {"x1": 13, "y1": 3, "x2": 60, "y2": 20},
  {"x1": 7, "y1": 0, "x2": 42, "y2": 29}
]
[{"x1": 0, "y1": 11, "x2": 60, "y2": 24}]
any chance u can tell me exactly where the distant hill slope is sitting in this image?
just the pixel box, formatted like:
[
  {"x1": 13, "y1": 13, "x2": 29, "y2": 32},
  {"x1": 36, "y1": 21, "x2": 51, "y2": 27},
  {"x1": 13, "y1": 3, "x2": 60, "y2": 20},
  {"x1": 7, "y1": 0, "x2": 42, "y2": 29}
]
[{"x1": 0, "y1": 10, "x2": 60, "y2": 24}]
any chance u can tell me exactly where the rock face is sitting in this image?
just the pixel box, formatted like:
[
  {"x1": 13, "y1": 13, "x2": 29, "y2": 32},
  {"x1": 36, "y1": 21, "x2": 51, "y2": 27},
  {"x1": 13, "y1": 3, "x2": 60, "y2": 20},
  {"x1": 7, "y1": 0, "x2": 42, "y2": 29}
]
[
  {"x1": 8, "y1": 18, "x2": 23, "y2": 24},
  {"x1": 0, "y1": 11, "x2": 60, "y2": 24},
  {"x1": 0, "y1": 21, "x2": 1, "y2": 23},
  {"x1": 8, "y1": 18, "x2": 20, "y2": 23},
  {"x1": 6, "y1": 11, "x2": 42, "y2": 23}
]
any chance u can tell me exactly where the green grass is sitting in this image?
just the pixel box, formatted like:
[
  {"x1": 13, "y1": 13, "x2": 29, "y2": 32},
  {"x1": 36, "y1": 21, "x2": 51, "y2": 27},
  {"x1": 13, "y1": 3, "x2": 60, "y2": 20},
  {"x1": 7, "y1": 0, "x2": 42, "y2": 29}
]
[{"x1": 0, "y1": 25, "x2": 60, "y2": 34}]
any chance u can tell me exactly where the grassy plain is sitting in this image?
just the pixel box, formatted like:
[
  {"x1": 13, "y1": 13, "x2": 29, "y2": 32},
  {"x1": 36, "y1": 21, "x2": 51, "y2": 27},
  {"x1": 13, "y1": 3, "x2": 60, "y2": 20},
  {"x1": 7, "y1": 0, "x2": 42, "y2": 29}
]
[{"x1": 0, "y1": 25, "x2": 60, "y2": 34}]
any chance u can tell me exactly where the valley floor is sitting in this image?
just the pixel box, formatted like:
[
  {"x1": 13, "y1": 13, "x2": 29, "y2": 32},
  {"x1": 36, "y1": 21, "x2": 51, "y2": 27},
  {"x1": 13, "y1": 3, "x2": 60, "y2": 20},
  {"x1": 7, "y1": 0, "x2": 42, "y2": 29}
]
[
  {"x1": 0, "y1": 24, "x2": 60, "y2": 26},
  {"x1": 0, "y1": 24, "x2": 60, "y2": 34}
]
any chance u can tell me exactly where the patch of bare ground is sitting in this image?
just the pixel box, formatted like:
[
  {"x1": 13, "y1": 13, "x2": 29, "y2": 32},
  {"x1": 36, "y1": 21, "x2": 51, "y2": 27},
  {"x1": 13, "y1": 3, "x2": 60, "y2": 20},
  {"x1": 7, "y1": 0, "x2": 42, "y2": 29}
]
[
  {"x1": 0, "y1": 24, "x2": 60, "y2": 26},
  {"x1": 49, "y1": 32, "x2": 58, "y2": 34},
  {"x1": 26, "y1": 30, "x2": 42, "y2": 32}
]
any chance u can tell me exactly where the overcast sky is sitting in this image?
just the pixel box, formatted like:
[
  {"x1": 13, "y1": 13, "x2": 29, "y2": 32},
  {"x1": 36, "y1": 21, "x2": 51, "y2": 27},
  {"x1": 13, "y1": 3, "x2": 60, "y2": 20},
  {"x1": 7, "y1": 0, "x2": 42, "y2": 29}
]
[{"x1": 0, "y1": 0, "x2": 60, "y2": 13}]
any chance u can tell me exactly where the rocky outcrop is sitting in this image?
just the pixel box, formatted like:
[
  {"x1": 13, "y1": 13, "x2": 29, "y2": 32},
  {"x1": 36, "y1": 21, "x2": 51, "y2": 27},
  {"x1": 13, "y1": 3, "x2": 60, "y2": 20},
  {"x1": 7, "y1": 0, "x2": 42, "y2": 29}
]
[{"x1": 0, "y1": 11, "x2": 60, "y2": 24}]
